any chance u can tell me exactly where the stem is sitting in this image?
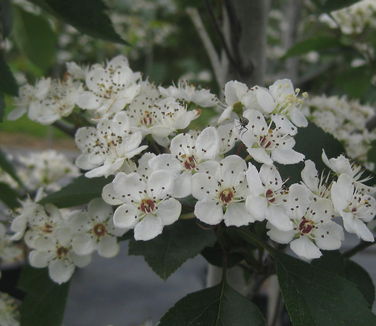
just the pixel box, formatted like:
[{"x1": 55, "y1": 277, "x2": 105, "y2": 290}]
[
  {"x1": 52, "y1": 121, "x2": 76, "y2": 137},
  {"x1": 343, "y1": 241, "x2": 375, "y2": 258},
  {"x1": 236, "y1": 228, "x2": 276, "y2": 255},
  {"x1": 179, "y1": 212, "x2": 195, "y2": 219}
]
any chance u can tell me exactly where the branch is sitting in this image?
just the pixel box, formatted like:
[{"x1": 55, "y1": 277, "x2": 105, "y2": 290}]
[
  {"x1": 52, "y1": 121, "x2": 76, "y2": 137},
  {"x1": 343, "y1": 241, "x2": 375, "y2": 258},
  {"x1": 186, "y1": 7, "x2": 224, "y2": 87}
]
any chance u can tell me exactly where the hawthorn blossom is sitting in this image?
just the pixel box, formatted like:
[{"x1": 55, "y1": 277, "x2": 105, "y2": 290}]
[
  {"x1": 192, "y1": 155, "x2": 253, "y2": 226},
  {"x1": 76, "y1": 55, "x2": 141, "y2": 117},
  {"x1": 71, "y1": 199, "x2": 123, "y2": 258},
  {"x1": 149, "y1": 127, "x2": 220, "y2": 198},
  {"x1": 331, "y1": 174, "x2": 376, "y2": 242},
  {"x1": 268, "y1": 184, "x2": 344, "y2": 259},
  {"x1": 301, "y1": 160, "x2": 331, "y2": 199},
  {"x1": 240, "y1": 109, "x2": 304, "y2": 165},
  {"x1": 75, "y1": 112, "x2": 147, "y2": 178},
  {"x1": 245, "y1": 164, "x2": 292, "y2": 231},
  {"x1": 0, "y1": 292, "x2": 20, "y2": 326},
  {"x1": 103, "y1": 170, "x2": 181, "y2": 241}
]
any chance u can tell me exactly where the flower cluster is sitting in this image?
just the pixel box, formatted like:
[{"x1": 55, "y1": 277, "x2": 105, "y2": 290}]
[
  {"x1": 7, "y1": 56, "x2": 376, "y2": 283},
  {"x1": 305, "y1": 95, "x2": 376, "y2": 165},
  {"x1": 0, "y1": 292, "x2": 20, "y2": 326},
  {"x1": 10, "y1": 194, "x2": 125, "y2": 283}
]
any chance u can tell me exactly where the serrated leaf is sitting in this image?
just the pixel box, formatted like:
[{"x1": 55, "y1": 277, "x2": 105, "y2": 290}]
[
  {"x1": 159, "y1": 281, "x2": 265, "y2": 326},
  {"x1": 284, "y1": 36, "x2": 341, "y2": 58},
  {"x1": 18, "y1": 266, "x2": 70, "y2": 326},
  {"x1": 313, "y1": 0, "x2": 361, "y2": 12},
  {"x1": 40, "y1": 0, "x2": 125, "y2": 44},
  {"x1": 0, "y1": 182, "x2": 19, "y2": 209},
  {"x1": 0, "y1": 52, "x2": 18, "y2": 96},
  {"x1": 0, "y1": 147, "x2": 24, "y2": 187},
  {"x1": 276, "y1": 252, "x2": 376, "y2": 326},
  {"x1": 13, "y1": 6, "x2": 56, "y2": 71},
  {"x1": 39, "y1": 175, "x2": 111, "y2": 208},
  {"x1": 129, "y1": 219, "x2": 216, "y2": 280},
  {"x1": 277, "y1": 122, "x2": 344, "y2": 185}
]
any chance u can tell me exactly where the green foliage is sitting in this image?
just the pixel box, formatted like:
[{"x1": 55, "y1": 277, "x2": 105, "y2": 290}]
[
  {"x1": 13, "y1": 7, "x2": 57, "y2": 72},
  {"x1": 0, "y1": 53, "x2": 18, "y2": 96},
  {"x1": 0, "y1": 147, "x2": 24, "y2": 187},
  {"x1": 18, "y1": 266, "x2": 70, "y2": 326},
  {"x1": 0, "y1": 93, "x2": 4, "y2": 122},
  {"x1": 284, "y1": 36, "x2": 341, "y2": 58},
  {"x1": 159, "y1": 281, "x2": 265, "y2": 326},
  {"x1": 277, "y1": 122, "x2": 344, "y2": 184},
  {"x1": 0, "y1": 0, "x2": 12, "y2": 38},
  {"x1": 0, "y1": 182, "x2": 19, "y2": 209},
  {"x1": 335, "y1": 66, "x2": 374, "y2": 99},
  {"x1": 129, "y1": 219, "x2": 216, "y2": 280},
  {"x1": 40, "y1": 175, "x2": 111, "y2": 208},
  {"x1": 34, "y1": 0, "x2": 126, "y2": 44},
  {"x1": 312, "y1": 0, "x2": 362, "y2": 12},
  {"x1": 276, "y1": 252, "x2": 376, "y2": 326}
]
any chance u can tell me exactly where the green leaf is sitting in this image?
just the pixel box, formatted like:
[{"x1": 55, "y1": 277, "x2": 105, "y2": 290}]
[
  {"x1": 0, "y1": 182, "x2": 19, "y2": 209},
  {"x1": 39, "y1": 0, "x2": 125, "y2": 44},
  {"x1": 18, "y1": 266, "x2": 70, "y2": 326},
  {"x1": 284, "y1": 36, "x2": 341, "y2": 58},
  {"x1": 13, "y1": 6, "x2": 57, "y2": 71},
  {"x1": 277, "y1": 122, "x2": 344, "y2": 185},
  {"x1": 276, "y1": 252, "x2": 376, "y2": 326},
  {"x1": 0, "y1": 52, "x2": 18, "y2": 96},
  {"x1": 0, "y1": 0, "x2": 12, "y2": 38},
  {"x1": 313, "y1": 0, "x2": 361, "y2": 12},
  {"x1": 159, "y1": 281, "x2": 265, "y2": 326},
  {"x1": 0, "y1": 147, "x2": 24, "y2": 187},
  {"x1": 39, "y1": 175, "x2": 111, "y2": 208},
  {"x1": 0, "y1": 92, "x2": 4, "y2": 122},
  {"x1": 129, "y1": 219, "x2": 216, "y2": 280},
  {"x1": 335, "y1": 66, "x2": 373, "y2": 99}
]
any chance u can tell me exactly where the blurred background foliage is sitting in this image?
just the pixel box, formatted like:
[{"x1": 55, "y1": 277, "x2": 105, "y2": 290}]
[{"x1": 1, "y1": 0, "x2": 376, "y2": 141}]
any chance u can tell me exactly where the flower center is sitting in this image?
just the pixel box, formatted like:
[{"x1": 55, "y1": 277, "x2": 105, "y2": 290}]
[
  {"x1": 265, "y1": 189, "x2": 275, "y2": 203},
  {"x1": 93, "y1": 223, "x2": 107, "y2": 237},
  {"x1": 140, "y1": 111, "x2": 153, "y2": 126},
  {"x1": 139, "y1": 199, "x2": 156, "y2": 214},
  {"x1": 298, "y1": 218, "x2": 314, "y2": 235},
  {"x1": 219, "y1": 188, "x2": 234, "y2": 205},
  {"x1": 259, "y1": 135, "x2": 272, "y2": 148},
  {"x1": 182, "y1": 155, "x2": 197, "y2": 170},
  {"x1": 56, "y1": 246, "x2": 69, "y2": 258},
  {"x1": 41, "y1": 223, "x2": 54, "y2": 233}
]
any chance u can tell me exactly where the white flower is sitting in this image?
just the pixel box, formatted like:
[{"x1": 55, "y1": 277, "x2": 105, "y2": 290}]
[
  {"x1": 103, "y1": 170, "x2": 181, "y2": 241},
  {"x1": 0, "y1": 292, "x2": 20, "y2": 326},
  {"x1": 217, "y1": 122, "x2": 237, "y2": 155},
  {"x1": 240, "y1": 109, "x2": 304, "y2": 165},
  {"x1": 331, "y1": 174, "x2": 375, "y2": 242},
  {"x1": 149, "y1": 127, "x2": 220, "y2": 198},
  {"x1": 301, "y1": 160, "x2": 331, "y2": 199},
  {"x1": 75, "y1": 112, "x2": 147, "y2": 178},
  {"x1": 191, "y1": 155, "x2": 253, "y2": 226},
  {"x1": 245, "y1": 164, "x2": 292, "y2": 231},
  {"x1": 76, "y1": 55, "x2": 141, "y2": 117},
  {"x1": 159, "y1": 80, "x2": 218, "y2": 107},
  {"x1": 0, "y1": 224, "x2": 23, "y2": 265},
  {"x1": 268, "y1": 184, "x2": 344, "y2": 260},
  {"x1": 71, "y1": 199, "x2": 123, "y2": 258}
]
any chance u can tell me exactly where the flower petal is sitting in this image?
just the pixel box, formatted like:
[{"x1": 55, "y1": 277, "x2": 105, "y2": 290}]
[
  {"x1": 113, "y1": 204, "x2": 139, "y2": 229},
  {"x1": 224, "y1": 203, "x2": 254, "y2": 226},
  {"x1": 290, "y1": 237, "x2": 322, "y2": 260},
  {"x1": 194, "y1": 199, "x2": 223, "y2": 225},
  {"x1": 49, "y1": 259, "x2": 75, "y2": 284},
  {"x1": 134, "y1": 215, "x2": 163, "y2": 241},
  {"x1": 157, "y1": 198, "x2": 181, "y2": 225},
  {"x1": 98, "y1": 235, "x2": 119, "y2": 258}
]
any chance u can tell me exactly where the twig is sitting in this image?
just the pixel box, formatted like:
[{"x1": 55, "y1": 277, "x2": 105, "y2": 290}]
[
  {"x1": 186, "y1": 7, "x2": 224, "y2": 87},
  {"x1": 52, "y1": 121, "x2": 76, "y2": 137},
  {"x1": 343, "y1": 241, "x2": 375, "y2": 258}
]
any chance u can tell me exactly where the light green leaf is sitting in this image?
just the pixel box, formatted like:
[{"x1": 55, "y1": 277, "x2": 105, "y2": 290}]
[
  {"x1": 13, "y1": 6, "x2": 57, "y2": 71},
  {"x1": 159, "y1": 281, "x2": 265, "y2": 326},
  {"x1": 129, "y1": 219, "x2": 216, "y2": 280}
]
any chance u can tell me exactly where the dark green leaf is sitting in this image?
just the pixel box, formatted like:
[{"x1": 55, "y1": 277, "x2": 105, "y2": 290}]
[
  {"x1": 335, "y1": 66, "x2": 373, "y2": 99},
  {"x1": 0, "y1": 0, "x2": 12, "y2": 38},
  {"x1": 0, "y1": 92, "x2": 4, "y2": 122},
  {"x1": 39, "y1": 0, "x2": 125, "y2": 44},
  {"x1": 277, "y1": 122, "x2": 344, "y2": 185},
  {"x1": 0, "y1": 52, "x2": 18, "y2": 96},
  {"x1": 39, "y1": 175, "x2": 111, "y2": 208},
  {"x1": 0, "y1": 148, "x2": 24, "y2": 187},
  {"x1": 0, "y1": 182, "x2": 19, "y2": 209},
  {"x1": 18, "y1": 266, "x2": 70, "y2": 326},
  {"x1": 159, "y1": 281, "x2": 265, "y2": 326},
  {"x1": 276, "y1": 252, "x2": 376, "y2": 326},
  {"x1": 129, "y1": 219, "x2": 216, "y2": 280},
  {"x1": 201, "y1": 242, "x2": 244, "y2": 268},
  {"x1": 284, "y1": 36, "x2": 341, "y2": 58},
  {"x1": 313, "y1": 0, "x2": 361, "y2": 12},
  {"x1": 13, "y1": 6, "x2": 57, "y2": 71}
]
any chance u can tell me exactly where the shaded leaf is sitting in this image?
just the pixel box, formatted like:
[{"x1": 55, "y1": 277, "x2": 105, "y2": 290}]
[
  {"x1": 0, "y1": 0, "x2": 12, "y2": 38},
  {"x1": 335, "y1": 66, "x2": 373, "y2": 99},
  {"x1": 313, "y1": 0, "x2": 361, "y2": 12},
  {"x1": 0, "y1": 52, "x2": 18, "y2": 96},
  {"x1": 0, "y1": 148, "x2": 24, "y2": 187},
  {"x1": 276, "y1": 252, "x2": 376, "y2": 326},
  {"x1": 39, "y1": 175, "x2": 111, "y2": 208},
  {"x1": 0, "y1": 92, "x2": 4, "y2": 122},
  {"x1": 159, "y1": 281, "x2": 265, "y2": 326},
  {"x1": 40, "y1": 0, "x2": 125, "y2": 44},
  {"x1": 0, "y1": 182, "x2": 19, "y2": 209},
  {"x1": 284, "y1": 36, "x2": 341, "y2": 58},
  {"x1": 129, "y1": 219, "x2": 216, "y2": 280},
  {"x1": 13, "y1": 6, "x2": 57, "y2": 71},
  {"x1": 18, "y1": 266, "x2": 70, "y2": 326}
]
